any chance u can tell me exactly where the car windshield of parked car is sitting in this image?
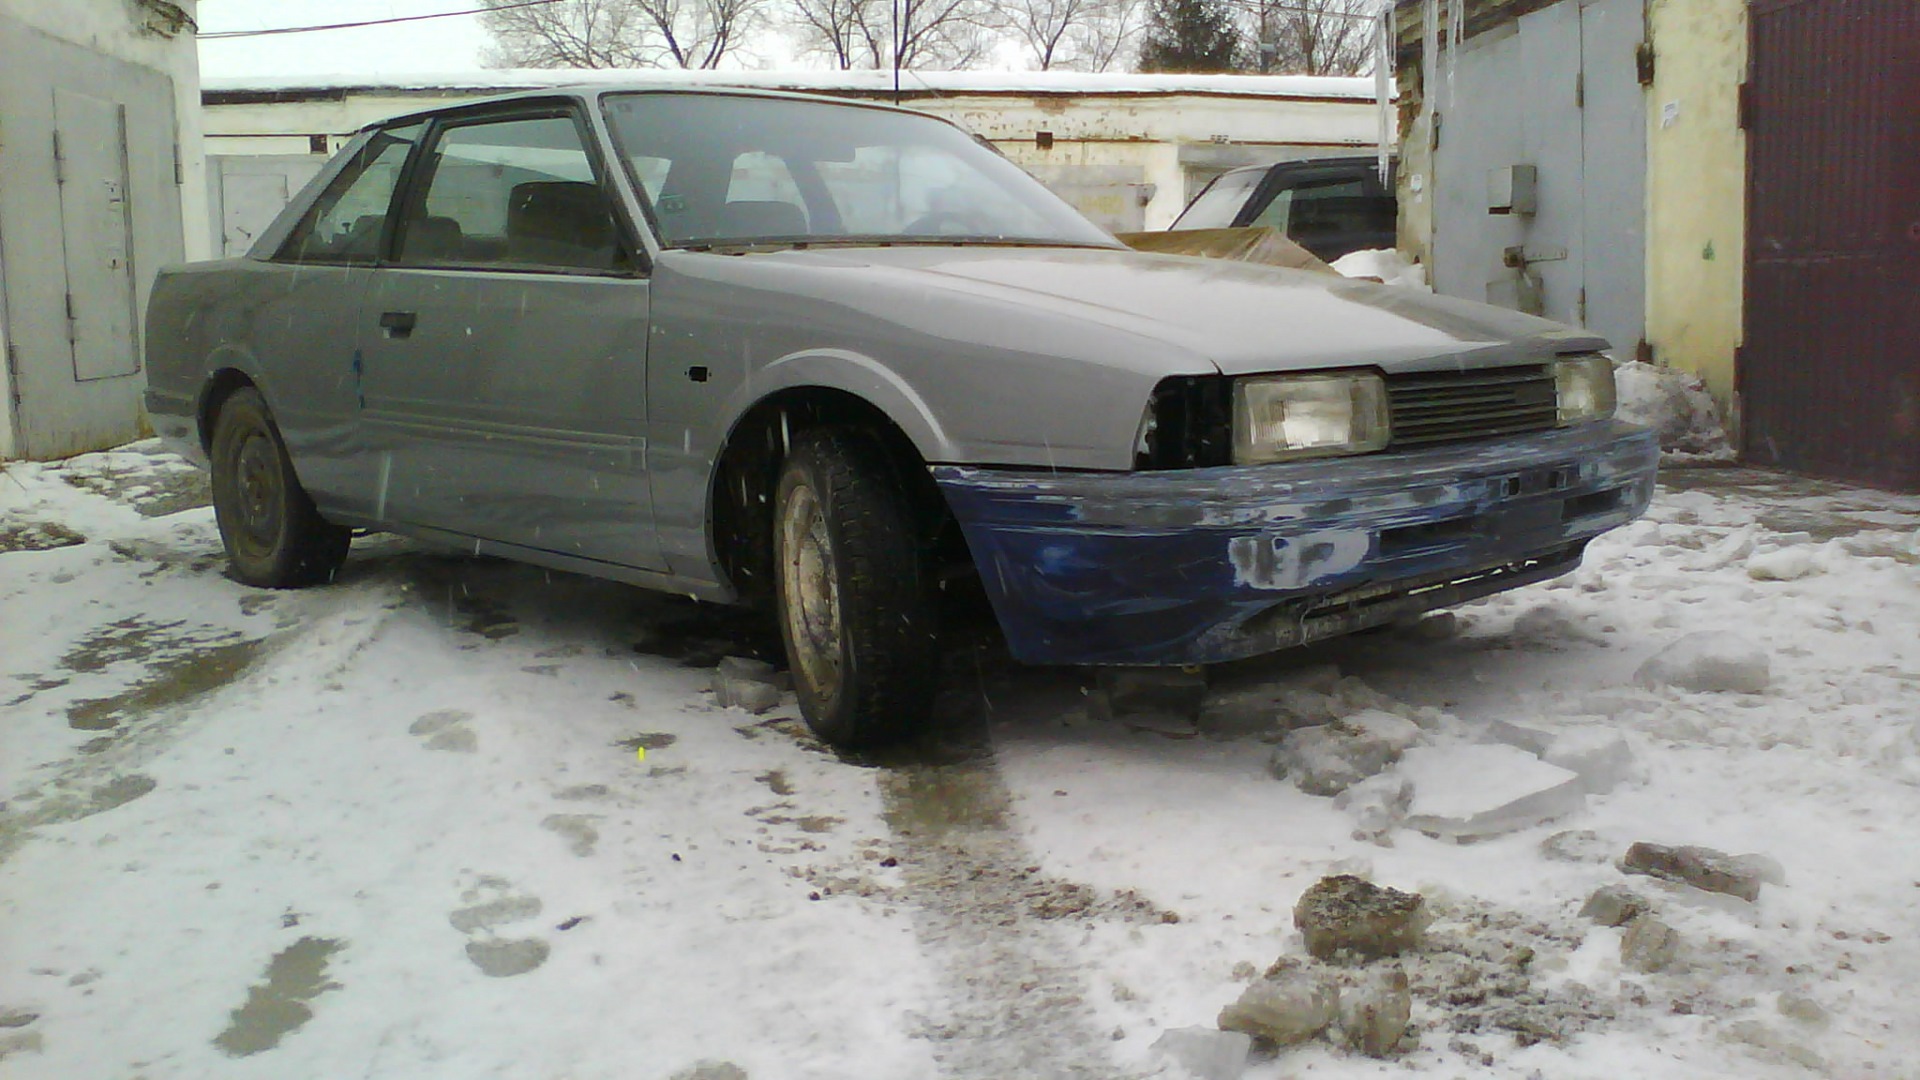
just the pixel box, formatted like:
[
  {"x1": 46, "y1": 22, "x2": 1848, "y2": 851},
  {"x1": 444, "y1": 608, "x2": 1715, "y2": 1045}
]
[
  {"x1": 603, "y1": 93, "x2": 1121, "y2": 250},
  {"x1": 1169, "y1": 168, "x2": 1265, "y2": 231}
]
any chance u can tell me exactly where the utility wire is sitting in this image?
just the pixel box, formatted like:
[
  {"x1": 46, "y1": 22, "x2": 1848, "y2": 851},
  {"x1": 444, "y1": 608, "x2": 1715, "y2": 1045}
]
[{"x1": 198, "y1": 0, "x2": 563, "y2": 40}]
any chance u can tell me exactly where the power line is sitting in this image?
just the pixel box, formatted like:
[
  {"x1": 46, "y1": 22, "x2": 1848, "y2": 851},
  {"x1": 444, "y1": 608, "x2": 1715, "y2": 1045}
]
[{"x1": 198, "y1": 0, "x2": 564, "y2": 40}]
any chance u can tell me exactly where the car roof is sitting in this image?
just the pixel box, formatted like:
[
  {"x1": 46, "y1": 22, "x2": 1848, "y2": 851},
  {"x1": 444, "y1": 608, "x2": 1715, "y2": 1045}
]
[{"x1": 361, "y1": 83, "x2": 945, "y2": 136}]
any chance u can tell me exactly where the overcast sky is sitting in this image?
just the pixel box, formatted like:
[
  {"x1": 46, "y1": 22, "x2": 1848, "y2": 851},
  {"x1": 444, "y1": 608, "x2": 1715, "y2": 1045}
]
[
  {"x1": 195, "y1": 0, "x2": 822, "y2": 79},
  {"x1": 197, "y1": 1, "x2": 498, "y2": 78}
]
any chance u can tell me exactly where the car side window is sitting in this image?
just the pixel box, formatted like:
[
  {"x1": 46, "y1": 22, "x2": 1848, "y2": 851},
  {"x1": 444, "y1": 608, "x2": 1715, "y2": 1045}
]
[
  {"x1": 1278, "y1": 177, "x2": 1391, "y2": 246},
  {"x1": 1246, "y1": 189, "x2": 1289, "y2": 233},
  {"x1": 277, "y1": 123, "x2": 423, "y2": 264},
  {"x1": 393, "y1": 113, "x2": 629, "y2": 274}
]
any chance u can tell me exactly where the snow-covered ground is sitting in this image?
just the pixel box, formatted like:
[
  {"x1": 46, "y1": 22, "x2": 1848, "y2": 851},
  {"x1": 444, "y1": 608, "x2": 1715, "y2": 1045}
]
[{"x1": 3, "y1": 444, "x2": 1918, "y2": 1079}]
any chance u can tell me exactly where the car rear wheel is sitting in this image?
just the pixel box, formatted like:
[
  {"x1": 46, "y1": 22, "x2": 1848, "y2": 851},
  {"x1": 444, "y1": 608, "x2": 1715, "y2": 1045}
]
[
  {"x1": 209, "y1": 386, "x2": 351, "y2": 588},
  {"x1": 773, "y1": 429, "x2": 938, "y2": 747}
]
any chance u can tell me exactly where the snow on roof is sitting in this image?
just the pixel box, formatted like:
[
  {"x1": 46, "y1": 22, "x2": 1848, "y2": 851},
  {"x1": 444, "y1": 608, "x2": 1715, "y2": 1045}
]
[{"x1": 202, "y1": 68, "x2": 1384, "y2": 102}]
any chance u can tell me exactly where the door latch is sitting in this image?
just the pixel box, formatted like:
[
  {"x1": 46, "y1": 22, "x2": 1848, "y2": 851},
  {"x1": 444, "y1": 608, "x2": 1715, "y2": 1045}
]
[{"x1": 378, "y1": 310, "x2": 417, "y2": 339}]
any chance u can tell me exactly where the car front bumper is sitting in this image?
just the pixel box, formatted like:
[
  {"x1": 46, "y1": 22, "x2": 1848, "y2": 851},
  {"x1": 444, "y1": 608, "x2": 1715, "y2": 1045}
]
[{"x1": 933, "y1": 420, "x2": 1658, "y2": 666}]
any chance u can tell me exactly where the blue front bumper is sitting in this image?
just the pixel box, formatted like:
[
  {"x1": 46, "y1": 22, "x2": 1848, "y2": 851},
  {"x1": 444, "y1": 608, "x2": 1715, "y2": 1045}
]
[{"x1": 933, "y1": 420, "x2": 1658, "y2": 666}]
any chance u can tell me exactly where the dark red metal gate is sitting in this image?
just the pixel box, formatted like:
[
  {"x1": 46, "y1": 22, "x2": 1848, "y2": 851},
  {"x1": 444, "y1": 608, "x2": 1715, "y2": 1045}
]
[{"x1": 1743, "y1": 0, "x2": 1920, "y2": 491}]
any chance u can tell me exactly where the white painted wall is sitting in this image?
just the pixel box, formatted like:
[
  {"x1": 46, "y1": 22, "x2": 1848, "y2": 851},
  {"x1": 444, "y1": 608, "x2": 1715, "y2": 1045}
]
[
  {"x1": 203, "y1": 77, "x2": 1386, "y2": 234},
  {"x1": 0, "y1": 0, "x2": 206, "y2": 459}
]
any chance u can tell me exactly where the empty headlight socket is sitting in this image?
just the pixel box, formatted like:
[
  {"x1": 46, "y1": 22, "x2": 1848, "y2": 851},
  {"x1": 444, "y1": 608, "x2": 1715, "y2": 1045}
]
[{"x1": 1135, "y1": 375, "x2": 1235, "y2": 470}]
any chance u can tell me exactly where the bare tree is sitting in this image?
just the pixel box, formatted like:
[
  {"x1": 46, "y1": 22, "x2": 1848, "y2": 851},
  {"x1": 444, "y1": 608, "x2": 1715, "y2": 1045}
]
[
  {"x1": 634, "y1": 0, "x2": 765, "y2": 67},
  {"x1": 1003, "y1": 0, "x2": 1141, "y2": 70},
  {"x1": 788, "y1": 0, "x2": 996, "y2": 69},
  {"x1": 481, "y1": 0, "x2": 764, "y2": 69},
  {"x1": 891, "y1": 0, "x2": 998, "y2": 68},
  {"x1": 788, "y1": 0, "x2": 882, "y2": 68},
  {"x1": 1064, "y1": 0, "x2": 1143, "y2": 71},
  {"x1": 1245, "y1": 0, "x2": 1372, "y2": 75},
  {"x1": 481, "y1": 0, "x2": 652, "y2": 66}
]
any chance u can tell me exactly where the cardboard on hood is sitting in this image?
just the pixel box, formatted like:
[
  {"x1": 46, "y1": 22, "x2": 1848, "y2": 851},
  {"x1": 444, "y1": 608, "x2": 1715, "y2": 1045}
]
[{"x1": 1114, "y1": 227, "x2": 1337, "y2": 275}]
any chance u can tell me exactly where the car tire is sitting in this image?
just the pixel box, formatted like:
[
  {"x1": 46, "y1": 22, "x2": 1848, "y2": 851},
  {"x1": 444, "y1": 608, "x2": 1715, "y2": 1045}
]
[
  {"x1": 773, "y1": 428, "x2": 939, "y2": 747},
  {"x1": 209, "y1": 386, "x2": 351, "y2": 588}
]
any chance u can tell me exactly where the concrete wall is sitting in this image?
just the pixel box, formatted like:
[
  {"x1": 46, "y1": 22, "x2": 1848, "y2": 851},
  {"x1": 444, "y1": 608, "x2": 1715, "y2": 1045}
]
[
  {"x1": 203, "y1": 84, "x2": 1385, "y2": 235},
  {"x1": 1393, "y1": 102, "x2": 1436, "y2": 271},
  {"x1": 940, "y1": 94, "x2": 1386, "y2": 228},
  {"x1": 0, "y1": 0, "x2": 207, "y2": 460},
  {"x1": 1644, "y1": 0, "x2": 1746, "y2": 421}
]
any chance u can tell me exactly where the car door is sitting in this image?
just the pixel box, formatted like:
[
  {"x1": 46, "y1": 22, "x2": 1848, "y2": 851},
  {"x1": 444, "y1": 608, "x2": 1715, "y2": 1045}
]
[
  {"x1": 356, "y1": 104, "x2": 663, "y2": 571},
  {"x1": 246, "y1": 122, "x2": 423, "y2": 519}
]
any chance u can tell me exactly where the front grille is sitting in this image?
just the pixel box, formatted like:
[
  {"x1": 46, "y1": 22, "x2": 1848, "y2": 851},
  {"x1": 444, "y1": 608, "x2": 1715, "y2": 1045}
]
[{"x1": 1387, "y1": 365, "x2": 1558, "y2": 448}]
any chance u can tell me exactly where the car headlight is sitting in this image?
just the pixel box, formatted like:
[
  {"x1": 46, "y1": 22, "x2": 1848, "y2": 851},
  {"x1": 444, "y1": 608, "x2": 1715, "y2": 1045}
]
[
  {"x1": 1555, "y1": 355, "x2": 1616, "y2": 426},
  {"x1": 1232, "y1": 372, "x2": 1389, "y2": 464}
]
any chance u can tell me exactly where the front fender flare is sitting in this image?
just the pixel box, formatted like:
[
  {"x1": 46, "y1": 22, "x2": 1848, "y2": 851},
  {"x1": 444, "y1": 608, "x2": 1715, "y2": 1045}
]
[{"x1": 731, "y1": 348, "x2": 957, "y2": 462}]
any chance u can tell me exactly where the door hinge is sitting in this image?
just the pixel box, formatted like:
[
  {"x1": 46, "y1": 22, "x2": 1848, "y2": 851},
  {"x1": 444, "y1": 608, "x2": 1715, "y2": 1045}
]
[
  {"x1": 51, "y1": 132, "x2": 65, "y2": 185},
  {"x1": 1575, "y1": 71, "x2": 1585, "y2": 109},
  {"x1": 1576, "y1": 288, "x2": 1588, "y2": 326},
  {"x1": 1636, "y1": 41, "x2": 1656, "y2": 86},
  {"x1": 1737, "y1": 82, "x2": 1754, "y2": 129},
  {"x1": 173, "y1": 142, "x2": 184, "y2": 186},
  {"x1": 64, "y1": 293, "x2": 77, "y2": 342}
]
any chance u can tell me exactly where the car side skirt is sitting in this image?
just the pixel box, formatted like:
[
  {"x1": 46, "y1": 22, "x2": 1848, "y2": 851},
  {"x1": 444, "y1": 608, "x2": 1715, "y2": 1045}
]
[{"x1": 323, "y1": 516, "x2": 737, "y2": 605}]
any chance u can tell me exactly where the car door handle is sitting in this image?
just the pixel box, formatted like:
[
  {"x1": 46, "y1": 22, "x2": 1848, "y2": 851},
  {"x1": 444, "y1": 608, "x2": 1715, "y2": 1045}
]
[{"x1": 379, "y1": 310, "x2": 417, "y2": 338}]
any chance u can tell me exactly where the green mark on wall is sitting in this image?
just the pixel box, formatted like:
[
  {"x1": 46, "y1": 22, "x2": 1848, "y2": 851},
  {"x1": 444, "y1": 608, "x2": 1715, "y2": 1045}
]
[{"x1": 1702, "y1": 240, "x2": 1716, "y2": 261}]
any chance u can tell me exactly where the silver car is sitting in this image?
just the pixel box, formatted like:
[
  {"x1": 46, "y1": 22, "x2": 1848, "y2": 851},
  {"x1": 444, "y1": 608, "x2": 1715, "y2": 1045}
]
[{"x1": 144, "y1": 87, "x2": 1657, "y2": 747}]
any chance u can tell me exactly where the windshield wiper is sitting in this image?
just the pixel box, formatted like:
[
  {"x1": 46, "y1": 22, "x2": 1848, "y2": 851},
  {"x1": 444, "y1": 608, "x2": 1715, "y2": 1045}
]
[{"x1": 671, "y1": 234, "x2": 1124, "y2": 254}]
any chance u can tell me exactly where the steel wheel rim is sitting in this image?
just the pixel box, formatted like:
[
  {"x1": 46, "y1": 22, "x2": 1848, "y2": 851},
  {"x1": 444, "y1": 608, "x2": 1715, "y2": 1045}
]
[
  {"x1": 779, "y1": 481, "x2": 842, "y2": 703},
  {"x1": 229, "y1": 429, "x2": 283, "y2": 557}
]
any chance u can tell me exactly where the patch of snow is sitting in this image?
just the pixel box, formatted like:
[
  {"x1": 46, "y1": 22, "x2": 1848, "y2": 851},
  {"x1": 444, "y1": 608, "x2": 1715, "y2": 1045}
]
[
  {"x1": 202, "y1": 69, "x2": 1384, "y2": 101},
  {"x1": 1613, "y1": 359, "x2": 1734, "y2": 461},
  {"x1": 1397, "y1": 744, "x2": 1585, "y2": 841},
  {"x1": 1745, "y1": 545, "x2": 1818, "y2": 582},
  {"x1": 1329, "y1": 248, "x2": 1429, "y2": 290},
  {"x1": 9, "y1": 443, "x2": 1920, "y2": 1080},
  {"x1": 1151, "y1": 1025, "x2": 1252, "y2": 1079},
  {"x1": 1633, "y1": 632, "x2": 1772, "y2": 694}
]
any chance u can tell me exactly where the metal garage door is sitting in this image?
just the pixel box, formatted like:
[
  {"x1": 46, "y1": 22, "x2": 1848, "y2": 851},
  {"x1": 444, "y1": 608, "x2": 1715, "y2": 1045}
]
[
  {"x1": 1431, "y1": 0, "x2": 1647, "y2": 356},
  {"x1": 53, "y1": 88, "x2": 141, "y2": 381},
  {"x1": 1743, "y1": 0, "x2": 1920, "y2": 491}
]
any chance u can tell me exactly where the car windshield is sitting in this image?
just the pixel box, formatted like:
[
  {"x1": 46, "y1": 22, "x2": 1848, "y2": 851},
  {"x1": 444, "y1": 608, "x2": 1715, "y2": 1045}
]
[
  {"x1": 602, "y1": 92, "x2": 1122, "y2": 251},
  {"x1": 1170, "y1": 167, "x2": 1266, "y2": 230}
]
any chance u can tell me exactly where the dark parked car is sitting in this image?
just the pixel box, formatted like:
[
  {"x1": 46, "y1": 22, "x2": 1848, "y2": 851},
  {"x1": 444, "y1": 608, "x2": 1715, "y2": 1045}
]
[
  {"x1": 144, "y1": 88, "x2": 1655, "y2": 747},
  {"x1": 1172, "y1": 156, "x2": 1397, "y2": 263}
]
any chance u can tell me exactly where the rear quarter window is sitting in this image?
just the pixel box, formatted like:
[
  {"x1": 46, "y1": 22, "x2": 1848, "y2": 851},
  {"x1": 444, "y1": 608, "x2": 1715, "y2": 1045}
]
[{"x1": 276, "y1": 124, "x2": 423, "y2": 264}]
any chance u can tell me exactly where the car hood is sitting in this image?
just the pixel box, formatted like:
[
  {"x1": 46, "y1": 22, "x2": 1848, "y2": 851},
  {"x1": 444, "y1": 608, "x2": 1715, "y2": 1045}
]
[{"x1": 744, "y1": 244, "x2": 1606, "y2": 375}]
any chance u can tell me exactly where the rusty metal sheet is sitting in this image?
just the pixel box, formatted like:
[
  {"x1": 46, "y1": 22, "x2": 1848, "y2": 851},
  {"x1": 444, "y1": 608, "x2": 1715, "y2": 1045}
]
[{"x1": 1743, "y1": 0, "x2": 1920, "y2": 491}]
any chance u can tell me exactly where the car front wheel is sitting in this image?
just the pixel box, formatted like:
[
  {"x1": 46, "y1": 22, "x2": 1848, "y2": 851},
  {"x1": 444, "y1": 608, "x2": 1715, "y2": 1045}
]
[
  {"x1": 773, "y1": 429, "x2": 938, "y2": 747},
  {"x1": 209, "y1": 386, "x2": 351, "y2": 588}
]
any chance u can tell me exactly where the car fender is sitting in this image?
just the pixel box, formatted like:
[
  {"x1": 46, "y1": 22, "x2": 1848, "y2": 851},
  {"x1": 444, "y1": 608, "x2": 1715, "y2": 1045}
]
[
  {"x1": 729, "y1": 347, "x2": 957, "y2": 463},
  {"x1": 195, "y1": 343, "x2": 274, "y2": 434}
]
